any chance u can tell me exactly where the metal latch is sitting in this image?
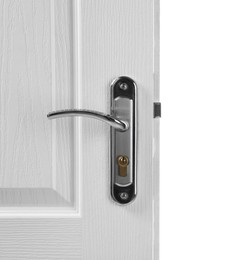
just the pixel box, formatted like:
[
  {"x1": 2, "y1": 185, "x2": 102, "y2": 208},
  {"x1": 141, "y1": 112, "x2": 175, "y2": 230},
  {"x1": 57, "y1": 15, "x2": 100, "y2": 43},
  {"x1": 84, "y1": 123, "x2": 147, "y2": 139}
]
[{"x1": 154, "y1": 102, "x2": 161, "y2": 118}]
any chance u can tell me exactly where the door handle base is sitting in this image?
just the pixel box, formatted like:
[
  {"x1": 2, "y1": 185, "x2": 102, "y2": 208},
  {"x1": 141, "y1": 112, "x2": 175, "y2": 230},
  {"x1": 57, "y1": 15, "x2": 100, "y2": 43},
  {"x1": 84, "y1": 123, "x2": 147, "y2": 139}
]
[
  {"x1": 47, "y1": 76, "x2": 137, "y2": 205},
  {"x1": 111, "y1": 76, "x2": 137, "y2": 205}
]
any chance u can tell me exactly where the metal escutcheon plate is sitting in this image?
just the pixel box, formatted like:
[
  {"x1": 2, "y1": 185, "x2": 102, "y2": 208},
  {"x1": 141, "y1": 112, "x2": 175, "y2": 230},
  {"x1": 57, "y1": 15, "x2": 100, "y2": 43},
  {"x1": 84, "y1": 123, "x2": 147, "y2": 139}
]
[{"x1": 111, "y1": 77, "x2": 137, "y2": 205}]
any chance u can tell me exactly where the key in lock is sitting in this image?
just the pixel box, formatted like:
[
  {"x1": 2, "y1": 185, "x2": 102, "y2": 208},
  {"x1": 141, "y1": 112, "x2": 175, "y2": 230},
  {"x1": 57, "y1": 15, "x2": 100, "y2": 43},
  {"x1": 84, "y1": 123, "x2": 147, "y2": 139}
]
[{"x1": 117, "y1": 155, "x2": 129, "y2": 177}]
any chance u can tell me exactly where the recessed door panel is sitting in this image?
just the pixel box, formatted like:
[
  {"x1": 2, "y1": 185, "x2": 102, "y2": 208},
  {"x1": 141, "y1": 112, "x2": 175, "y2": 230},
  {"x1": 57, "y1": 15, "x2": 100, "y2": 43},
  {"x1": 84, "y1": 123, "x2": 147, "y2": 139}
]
[
  {"x1": 0, "y1": 0, "x2": 77, "y2": 214},
  {"x1": 0, "y1": 0, "x2": 159, "y2": 259}
]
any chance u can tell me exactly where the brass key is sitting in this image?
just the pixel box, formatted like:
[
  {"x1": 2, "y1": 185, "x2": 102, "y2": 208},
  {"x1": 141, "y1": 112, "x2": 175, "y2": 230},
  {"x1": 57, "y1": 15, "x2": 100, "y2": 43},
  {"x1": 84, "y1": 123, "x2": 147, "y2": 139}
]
[{"x1": 117, "y1": 155, "x2": 129, "y2": 177}]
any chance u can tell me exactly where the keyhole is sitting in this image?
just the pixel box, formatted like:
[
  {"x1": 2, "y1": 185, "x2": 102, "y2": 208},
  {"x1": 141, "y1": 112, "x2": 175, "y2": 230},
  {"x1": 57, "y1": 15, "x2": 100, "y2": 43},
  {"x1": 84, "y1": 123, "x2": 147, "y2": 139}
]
[{"x1": 117, "y1": 156, "x2": 129, "y2": 177}]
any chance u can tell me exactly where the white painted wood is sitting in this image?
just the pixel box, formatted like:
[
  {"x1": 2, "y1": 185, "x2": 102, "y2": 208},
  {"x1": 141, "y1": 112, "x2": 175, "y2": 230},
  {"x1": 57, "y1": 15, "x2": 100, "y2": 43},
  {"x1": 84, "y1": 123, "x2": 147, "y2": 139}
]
[
  {"x1": 0, "y1": 0, "x2": 159, "y2": 259},
  {"x1": 0, "y1": 0, "x2": 76, "y2": 212}
]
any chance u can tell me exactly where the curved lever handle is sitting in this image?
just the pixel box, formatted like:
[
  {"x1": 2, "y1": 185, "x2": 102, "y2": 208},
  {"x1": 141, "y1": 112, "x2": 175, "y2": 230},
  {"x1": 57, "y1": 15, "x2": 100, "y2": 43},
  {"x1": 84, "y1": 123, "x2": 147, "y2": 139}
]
[{"x1": 47, "y1": 109, "x2": 128, "y2": 131}]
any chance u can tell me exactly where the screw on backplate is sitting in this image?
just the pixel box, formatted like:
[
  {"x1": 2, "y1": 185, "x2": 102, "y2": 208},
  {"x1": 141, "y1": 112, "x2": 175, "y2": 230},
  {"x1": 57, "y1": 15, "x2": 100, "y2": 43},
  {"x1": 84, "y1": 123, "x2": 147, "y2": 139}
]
[
  {"x1": 119, "y1": 83, "x2": 128, "y2": 90},
  {"x1": 119, "y1": 192, "x2": 129, "y2": 200}
]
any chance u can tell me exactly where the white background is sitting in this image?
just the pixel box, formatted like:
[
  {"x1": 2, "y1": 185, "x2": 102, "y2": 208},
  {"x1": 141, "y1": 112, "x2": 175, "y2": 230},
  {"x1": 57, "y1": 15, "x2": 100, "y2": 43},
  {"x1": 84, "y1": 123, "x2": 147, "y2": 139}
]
[{"x1": 160, "y1": 0, "x2": 240, "y2": 259}]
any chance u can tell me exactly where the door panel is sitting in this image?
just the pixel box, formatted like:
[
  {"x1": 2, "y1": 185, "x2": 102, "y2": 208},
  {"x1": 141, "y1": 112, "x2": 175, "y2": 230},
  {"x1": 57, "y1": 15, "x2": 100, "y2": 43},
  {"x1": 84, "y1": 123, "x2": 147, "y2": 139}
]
[
  {"x1": 0, "y1": 0, "x2": 77, "y2": 214},
  {"x1": 0, "y1": 0, "x2": 159, "y2": 259}
]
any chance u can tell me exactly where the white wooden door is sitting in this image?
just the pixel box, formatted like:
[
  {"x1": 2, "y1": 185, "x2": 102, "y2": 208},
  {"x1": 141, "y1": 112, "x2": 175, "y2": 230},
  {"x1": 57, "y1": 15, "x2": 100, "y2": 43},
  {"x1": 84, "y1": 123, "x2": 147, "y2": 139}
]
[{"x1": 0, "y1": 0, "x2": 159, "y2": 259}]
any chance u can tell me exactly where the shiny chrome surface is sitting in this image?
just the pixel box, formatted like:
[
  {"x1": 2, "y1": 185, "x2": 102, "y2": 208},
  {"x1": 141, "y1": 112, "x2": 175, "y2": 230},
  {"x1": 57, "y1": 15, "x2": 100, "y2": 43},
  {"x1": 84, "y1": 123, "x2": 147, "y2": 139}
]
[
  {"x1": 111, "y1": 76, "x2": 137, "y2": 205},
  {"x1": 112, "y1": 98, "x2": 134, "y2": 186},
  {"x1": 47, "y1": 109, "x2": 128, "y2": 131},
  {"x1": 47, "y1": 76, "x2": 137, "y2": 205}
]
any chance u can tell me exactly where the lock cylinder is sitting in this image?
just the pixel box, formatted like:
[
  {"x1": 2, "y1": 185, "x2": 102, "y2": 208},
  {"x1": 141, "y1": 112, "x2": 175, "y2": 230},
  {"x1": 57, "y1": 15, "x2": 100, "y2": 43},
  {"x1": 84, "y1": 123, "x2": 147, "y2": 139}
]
[{"x1": 117, "y1": 155, "x2": 129, "y2": 177}]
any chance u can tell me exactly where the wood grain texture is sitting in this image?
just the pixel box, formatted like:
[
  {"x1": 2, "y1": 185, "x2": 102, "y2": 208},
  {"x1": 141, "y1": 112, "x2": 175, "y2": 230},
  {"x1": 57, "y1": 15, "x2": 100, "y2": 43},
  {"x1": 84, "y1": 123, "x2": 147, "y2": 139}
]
[
  {"x1": 0, "y1": 219, "x2": 82, "y2": 259},
  {"x1": 153, "y1": 0, "x2": 160, "y2": 259},
  {"x1": 0, "y1": 0, "x2": 159, "y2": 259},
  {"x1": 53, "y1": 0, "x2": 74, "y2": 203},
  {"x1": 80, "y1": 0, "x2": 156, "y2": 259},
  {"x1": 0, "y1": 188, "x2": 69, "y2": 206},
  {"x1": 0, "y1": 0, "x2": 52, "y2": 189},
  {"x1": 0, "y1": 0, "x2": 74, "y2": 208}
]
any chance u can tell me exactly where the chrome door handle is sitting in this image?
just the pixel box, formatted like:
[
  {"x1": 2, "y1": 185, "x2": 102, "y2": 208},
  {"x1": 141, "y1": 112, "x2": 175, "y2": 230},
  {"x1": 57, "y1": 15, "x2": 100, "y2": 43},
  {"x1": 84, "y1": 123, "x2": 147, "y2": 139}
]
[
  {"x1": 47, "y1": 76, "x2": 137, "y2": 205},
  {"x1": 47, "y1": 109, "x2": 128, "y2": 131}
]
